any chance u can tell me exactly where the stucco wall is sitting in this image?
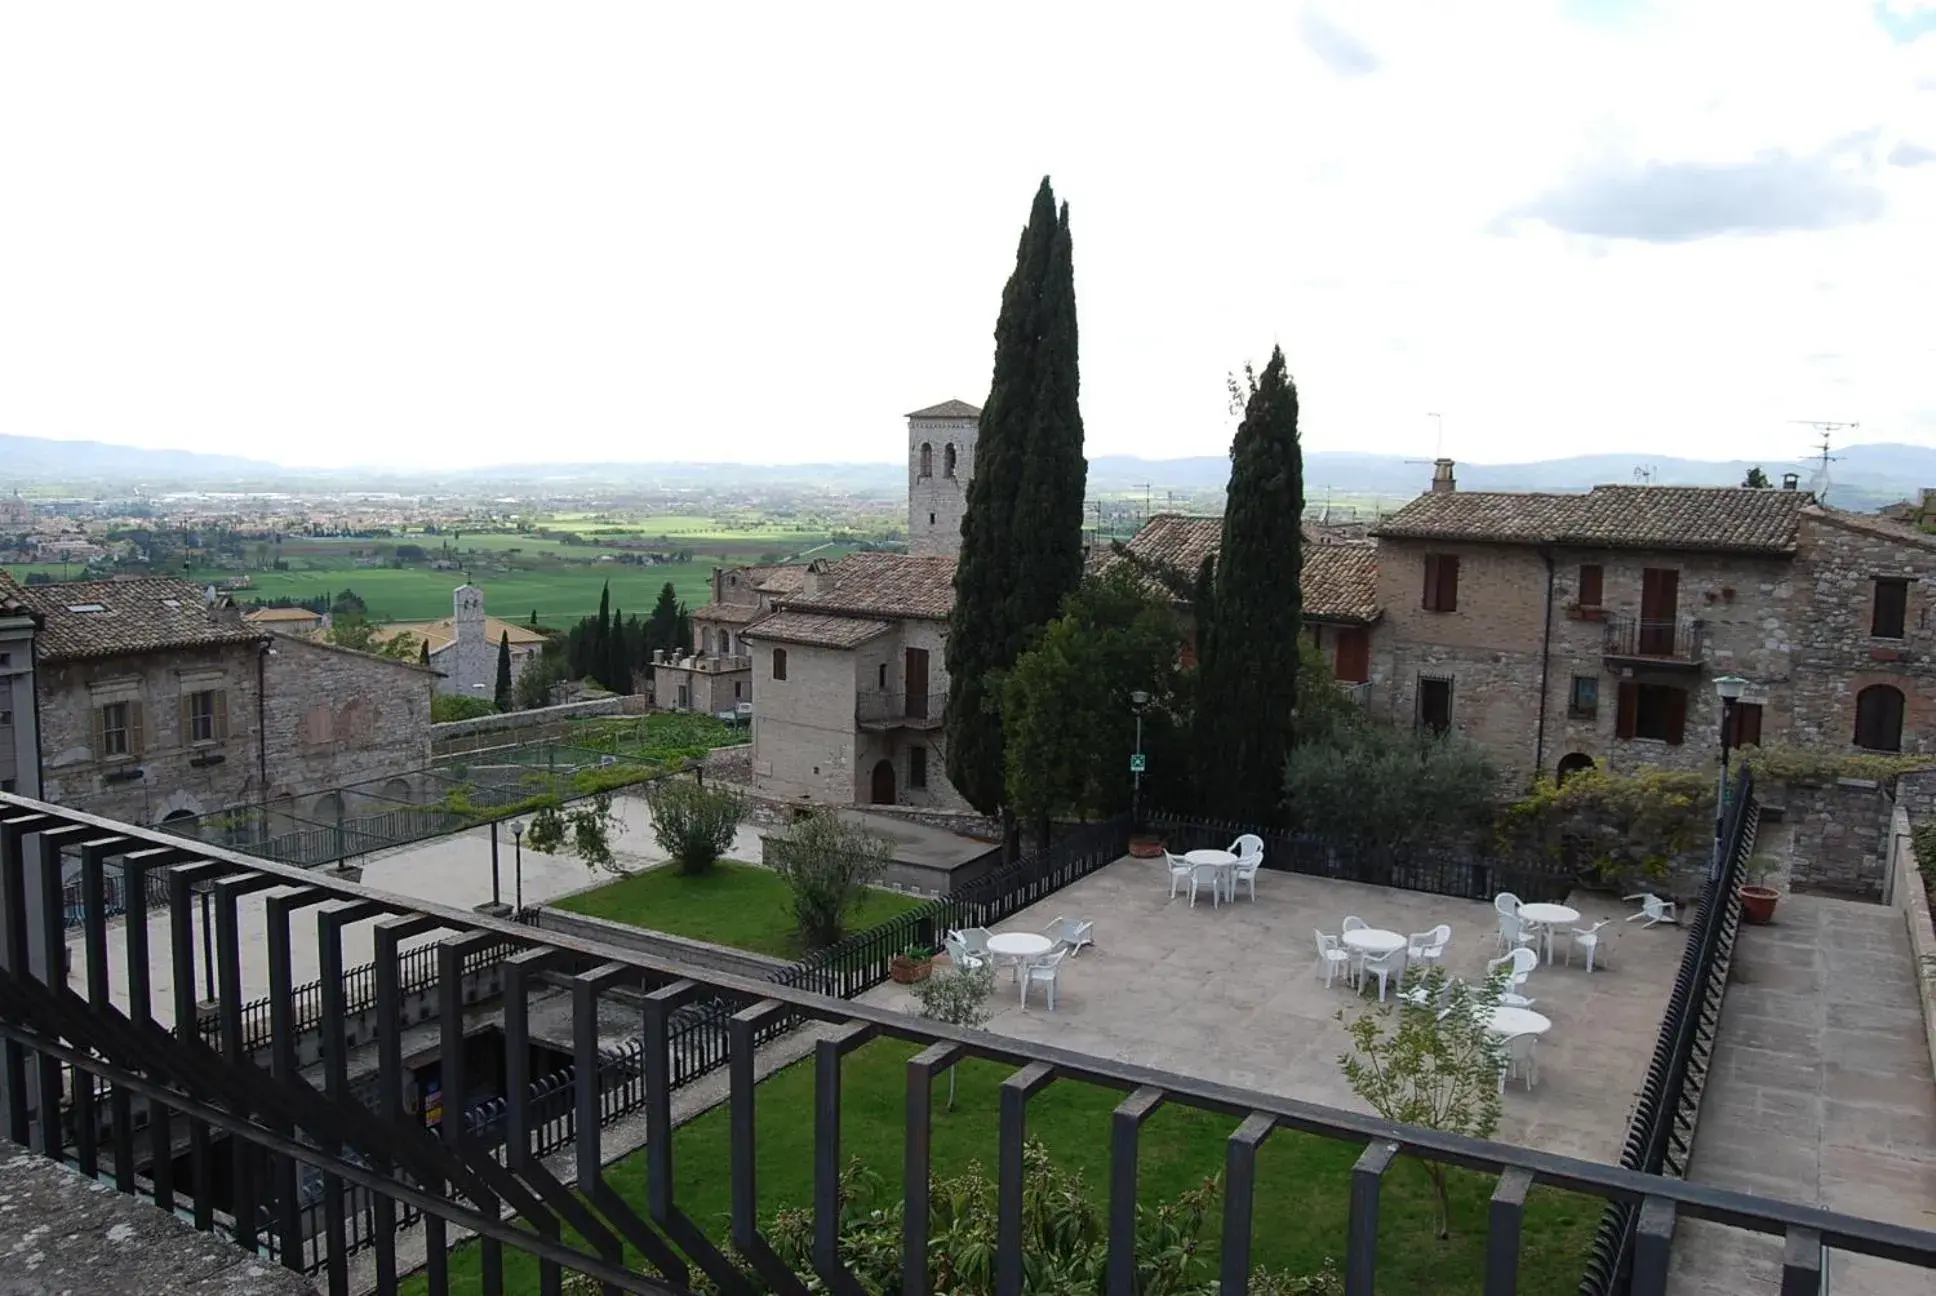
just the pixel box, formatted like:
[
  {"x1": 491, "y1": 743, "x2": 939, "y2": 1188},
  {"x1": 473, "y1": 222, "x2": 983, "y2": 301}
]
[{"x1": 751, "y1": 640, "x2": 861, "y2": 803}]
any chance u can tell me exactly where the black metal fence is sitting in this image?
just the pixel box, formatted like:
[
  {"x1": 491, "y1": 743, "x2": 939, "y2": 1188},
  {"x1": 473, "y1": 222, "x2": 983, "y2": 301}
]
[
  {"x1": 1578, "y1": 767, "x2": 1761, "y2": 1295},
  {"x1": 1148, "y1": 812, "x2": 1579, "y2": 905},
  {"x1": 4, "y1": 791, "x2": 1934, "y2": 1296}
]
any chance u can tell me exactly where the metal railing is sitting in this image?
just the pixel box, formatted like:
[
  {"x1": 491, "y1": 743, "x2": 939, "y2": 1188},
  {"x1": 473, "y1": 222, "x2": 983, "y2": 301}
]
[
  {"x1": 5, "y1": 790, "x2": 1935, "y2": 1296},
  {"x1": 1579, "y1": 766, "x2": 1762, "y2": 1295},
  {"x1": 854, "y1": 691, "x2": 948, "y2": 727},
  {"x1": 1604, "y1": 613, "x2": 1706, "y2": 663}
]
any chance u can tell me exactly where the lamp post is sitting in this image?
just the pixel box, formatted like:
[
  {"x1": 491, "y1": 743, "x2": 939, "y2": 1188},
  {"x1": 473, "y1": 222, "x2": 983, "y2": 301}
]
[
  {"x1": 1711, "y1": 675, "x2": 1749, "y2": 875},
  {"x1": 489, "y1": 820, "x2": 502, "y2": 908},
  {"x1": 511, "y1": 820, "x2": 526, "y2": 912},
  {"x1": 1129, "y1": 690, "x2": 1152, "y2": 831}
]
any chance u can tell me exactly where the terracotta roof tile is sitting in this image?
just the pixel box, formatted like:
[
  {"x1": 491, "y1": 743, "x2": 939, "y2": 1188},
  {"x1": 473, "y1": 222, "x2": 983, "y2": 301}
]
[
  {"x1": 0, "y1": 573, "x2": 33, "y2": 617},
  {"x1": 692, "y1": 601, "x2": 769, "y2": 626},
  {"x1": 784, "y1": 552, "x2": 957, "y2": 621},
  {"x1": 1100, "y1": 514, "x2": 1382, "y2": 623},
  {"x1": 745, "y1": 564, "x2": 808, "y2": 595},
  {"x1": 15, "y1": 577, "x2": 266, "y2": 663},
  {"x1": 906, "y1": 399, "x2": 983, "y2": 419},
  {"x1": 243, "y1": 606, "x2": 324, "y2": 623},
  {"x1": 741, "y1": 611, "x2": 892, "y2": 649},
  {"x1": 1372, "y1": 485, "x2": 1810, "y2": 554}
]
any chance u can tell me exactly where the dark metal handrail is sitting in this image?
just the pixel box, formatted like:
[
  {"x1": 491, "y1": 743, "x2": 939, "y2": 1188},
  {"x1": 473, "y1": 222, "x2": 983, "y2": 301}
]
[
  {"x1": 1603, "y1": 613, "x2": 1706, "y2": 662},
  {"x1": 4, "y1": 787, "x2": 1931, "y2": 1296}
]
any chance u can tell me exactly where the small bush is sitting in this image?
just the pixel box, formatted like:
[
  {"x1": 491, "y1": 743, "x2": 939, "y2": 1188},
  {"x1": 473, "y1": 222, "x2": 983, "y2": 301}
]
[
  {"x1": 643, "y1": 778, "x2": 744, "y2": 875},
  {"x1": 768, "y1": 812, "x2": 891, "y2": 949},
  {"x1": 430, "y1": 694, "x2": 498, "y2": 723}
]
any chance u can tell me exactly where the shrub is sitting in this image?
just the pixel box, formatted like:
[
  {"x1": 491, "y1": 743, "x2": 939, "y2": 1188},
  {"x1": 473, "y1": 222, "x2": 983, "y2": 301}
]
[
  {"x1": 910, "y1": 963, "x2": 997, "y2": 1110},
  {"x1": 1498, "y1": 765, "x2": 1710, "y2": 882},
  {"x1": 523, "y1": 794, "x2": 622, "y2": 875},
  {"x1": 1284, "y1": 723, "x2": 1500, "y2": 853},
  {"x1": 768, "y1": 812, "x2": 892, "y2": 949},
  {"x1": 430, "y1": 694, "x2": 498, "y2": 723},
  {"x1": 643, "y1": 778, "x2": 743, "y2": 875}
]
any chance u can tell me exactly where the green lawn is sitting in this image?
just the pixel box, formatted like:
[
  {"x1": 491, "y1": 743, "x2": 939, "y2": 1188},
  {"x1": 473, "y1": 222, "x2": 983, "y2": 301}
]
[
  {"x1": 554, "y1": 859, "x2": 927, "y2": 960},
  {"x1": 410, "y1": 1039, "x2": 1598, "y2": 1296},
  {"x1": 201, "y1": 563, "x2": 721, "y2": 623}
]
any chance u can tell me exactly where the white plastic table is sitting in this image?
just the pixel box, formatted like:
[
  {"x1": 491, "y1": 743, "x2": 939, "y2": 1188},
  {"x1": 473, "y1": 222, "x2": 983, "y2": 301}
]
[
  {"x1": 1484, "y1": 1005, "x2": 1553, "y2": 1037},
  {"x1": 987, "y1": 931, "x2": 1053, "y2": 969},
  {"x1": 1515, "y1": 902, "x2": 1581, "y2": 964},
  {"x1": 1184, "y1": 849, "x2": 1238, "y2": 901},
  {"x1": 1341, "y1": 928, "x2": 1406, "y2": 956}
]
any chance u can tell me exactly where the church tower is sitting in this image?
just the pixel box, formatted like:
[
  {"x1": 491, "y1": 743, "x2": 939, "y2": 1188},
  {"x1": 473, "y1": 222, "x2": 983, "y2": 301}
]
[
  {"x1": 906, "y1": 399, "x2": 981, "y2": 559},
  {"x1": 449, "y1": 583, "x2": 491, "y2": 697}
]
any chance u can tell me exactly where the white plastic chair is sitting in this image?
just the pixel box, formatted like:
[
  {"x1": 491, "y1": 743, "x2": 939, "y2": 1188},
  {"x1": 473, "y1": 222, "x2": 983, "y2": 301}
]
[
  {"x1": 1021, "y1": 948, "x2": 1067, "y2": 1010},
  {"x1": 1230, "y1": 853, "x2": 1262, "y2": 902},
  {"x1": 1566, "y1": 919, "x2": 1610, "y2": 973},
  {"x1": 1341, "y1": 915, "x2": 1367, "y2": 933},
  {"x1": 1485, "y1": 947, "x2": 1539, "y2": 1006},
  {"x1": 1624, "y1": 893, "x2": 1679, "y2": 928},
  {"x1": 1042, "y1": 915, "x2": 1095, "y2": 956},
  {"x1": 1359, "y1": 948, "x2": 1407, "y2": 1002},
  {"x1": 1493, "y1": 893, "x2": 1534, "y2": 954},
  {"x1": 1229, "y1": 833, "x2": 1265, "y2": 861},
  {"x1": 1166, "y1": 852, "x2": 1193, "y2": 900},
  {"x1": 1313, "y1": 930, "x2": 1353, "y2": 988},
  {"x1": 1188, "y1": 863, "x2": 1224, "y2": 909},
  {"x1": 1407, "y1": 925, "x2": 1452, "y2": 964},
  {"x1": 955, "y1": 926, "x2": 1006, "y2": 978},
  {"x1": 944, "y1": 933, "x2": 985, "y2": 970},
  {"x1": 1499, "y1": 1032, "x2": 1540, "y2": 1092}
]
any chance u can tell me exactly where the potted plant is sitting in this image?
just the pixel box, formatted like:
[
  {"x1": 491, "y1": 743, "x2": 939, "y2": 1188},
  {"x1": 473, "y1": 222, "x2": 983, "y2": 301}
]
[
  {"x1": 889, "y1": 944, "x2": 935, "y2": 984},
  {"x1": 1127, "y1": 830, "x2": 1167, "y2": 859},
  {"x1": 1739, "y1": 852, "x2": 1781, "y2": 924}
]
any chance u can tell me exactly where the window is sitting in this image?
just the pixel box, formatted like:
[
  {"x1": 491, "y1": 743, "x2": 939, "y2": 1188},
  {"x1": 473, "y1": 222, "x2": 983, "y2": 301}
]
[
  {"x1": 909, "y1": 744, "x2": 928, "y2": 789},
  {"x1": 1577, "y1": 564, "x2": 1603, "y2": 607},
  {"x1": 929, "y1": 512, "x2": 936, "y2": 526},
  {"x1": 183, "y1": 689, "x2": 226, "y2": 744},
  {"x1": 0, "y1": 651, "x2": 9, "y2": 666},
  {"x1": 0, "y1": 778, "x2": 12, "y2": 794},
  {"x1": 918, "y1": 442, "x2": 933, "y2": 479},
  {"x1": 1728, "y1": 701, "x2": 1763, "y2": 748},
  {"x1": 701, "y1": 627, "x2": 713, "y2": 653},
  {"x1": 1334, "y1": 627, "x2": 1370, "y2": 684},
  {"x1": 1556, "y1": 753, "x2": 1594, "y2": 784},
  {"x1": 96, "y1": 701, "x2": 140, "y2": 759},
  {"x1": 1615, "y1": 682, "x2": 1686, "y2": 744},
  {"x1": 1417, "y1": 675, "x2": 1452, "y2": 734},
  {"x1": 733, "y1": 681, "x2": 743, "y2": 700},
  {"x1": 1872, "y1": 578, "x2": 1909, "y2": 639},
  {"x1": 878, "y1": 662, "x2": 888, "y2": 689},
  {"x1": 772, "y1": 648, "x2": 788, "y2": 681},
  {"x1": 943, "y1": 443, "x2": 957, "y2": 478},
  {"x1": 1854, "y1": 684, "x2": 1906, "y2": 752},
  {"x1": 1422, "y1": 553, "x2": 1459, "y2": 612},
  {"x1": 0, "y1": 710, "x2": 10, "y2": 726},
  {"x1": 677, "y1": 684, "x2": 690, "y2": 709},
  {"x1": 1569, "y1": 676, "x2": 1599, "y2": 719}
]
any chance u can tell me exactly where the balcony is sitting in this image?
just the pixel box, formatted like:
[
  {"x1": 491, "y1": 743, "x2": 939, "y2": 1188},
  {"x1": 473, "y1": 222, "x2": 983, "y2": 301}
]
[
  {"x1": 855, "y1": 690, "x2": 947, "y2": 730},
  {"x1": 1604, "y1": 613, "x2": 1706, "y2": 669}
]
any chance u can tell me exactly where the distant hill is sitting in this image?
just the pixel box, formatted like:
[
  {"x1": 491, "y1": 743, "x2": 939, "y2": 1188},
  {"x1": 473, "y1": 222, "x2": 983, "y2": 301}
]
[{"x1": 0, "y1": 434, "x2": 278, "y2": 482}]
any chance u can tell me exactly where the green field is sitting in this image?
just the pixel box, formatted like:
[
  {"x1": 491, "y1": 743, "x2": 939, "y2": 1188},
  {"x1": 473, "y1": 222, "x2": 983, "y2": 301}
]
[{"x1": 196, "y1": 563, "x2": 723, "y2": 623}]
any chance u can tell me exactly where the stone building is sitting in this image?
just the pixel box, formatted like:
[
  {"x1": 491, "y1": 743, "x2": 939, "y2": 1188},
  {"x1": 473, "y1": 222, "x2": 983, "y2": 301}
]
[
  {"x1": 0, "y1": 573, "x2": 433, "y2": 825},
  {"x1": 0, "y1": 580, "x2": 39, "y2": 798},
  {"x1": 1366, "y1": 473, "x2": 1936, "y2": 781},
  {"x1": 906, "y1": 399, "x2": 981, "y2": 559},
  {"x1": 654, "y1": 563, "x2": 805, "y2": 714},
  {"x1": 242, "y1": 605, "x2": 326, "y2": 635},
  {"x1": 743, "y1": 552, "x2": 961, "y2": 808},
  {"x1": 356, "y1": 585, "x2": 544, "y2": 699}
]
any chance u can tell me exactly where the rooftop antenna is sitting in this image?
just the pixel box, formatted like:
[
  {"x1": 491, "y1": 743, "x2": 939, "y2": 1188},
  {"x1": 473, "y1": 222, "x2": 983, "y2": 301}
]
[
  {"x1": 1633, "y1": 465, "x2": 1657, "y2": 485},
  {"x1": 1131, "y1": 482, "x2": 1153, "y2": 523},
  {"x1": 1426, "y1": 412, "x2": 1444, "y2": 457},
  {"x1": 1790, "y1": 419, "x2": 1854, "y2": 500}
]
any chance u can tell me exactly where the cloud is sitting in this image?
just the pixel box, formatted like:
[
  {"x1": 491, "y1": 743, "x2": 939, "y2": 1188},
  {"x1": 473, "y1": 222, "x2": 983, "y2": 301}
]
[
  {"x1": 1297, "y1": 9, "x2": 1379, "y2": 76},
  {"x1": 1511, "y1": 150, "x2": 1887, "y2": 242},
  {"x1": 1889, "y1": 139, "x2": 1936, "y2": 165}
]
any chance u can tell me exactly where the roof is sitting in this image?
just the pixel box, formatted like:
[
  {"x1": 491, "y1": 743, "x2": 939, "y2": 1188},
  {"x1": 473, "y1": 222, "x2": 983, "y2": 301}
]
[
  {"x1": 369, "y1": 614, "x2": 549, "y2": 654},
  {"x1": 0, "y1": 573, "x2": 33, "y2": 619},
  {"x1": 13, "y1": 577, "x2": 266, "y2": 664},
  {"x1": 1302, "y1": 544, "x2": 1382, "y2": 622},
  {"x1": 1800, "y1": 504, "x2": 1936, "y2": 551},
  {"x1": 741, "y1": 611, "x2": 892, "y2": 649},
  {"x1": 1371, "y1": 485, "x2": 1812, "y2": 555},
  {"x1": 243, "y1": 606, "x2": 324, "y2": 623},
  {"x1": 692, "y1": 601, "x2": 769, "y2": 626},
  {"x1": 906, "y1": 399, "x2": 982, "y2": 420},
  {"x1": 1119, "y1": 514, "x2": 1222, "y2": 579},
  {"x1": 742, "y1": 564, "x2": 808, "y2": 595},
  {"x1": 784, "y1": 552, "x2": 958, "y2": 621}
]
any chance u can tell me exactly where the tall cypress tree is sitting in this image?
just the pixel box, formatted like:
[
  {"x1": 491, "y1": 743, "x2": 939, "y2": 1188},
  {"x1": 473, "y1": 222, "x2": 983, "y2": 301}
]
[
  {"x1": 606, "y1": 605, "x2": 630, "y2": 693},
  {"x1": 647, "y1": 581, "x2": 682, "y2": 656},
  {"x1": 1196, "y1": 346, "x2": 1304, "y2": 822},
  {"x1": 494, "y1": 631, "x2": 513, "y2": 710},
  {"x1": 946, "y1": 177, "x2": 1088, "y2": 825}
]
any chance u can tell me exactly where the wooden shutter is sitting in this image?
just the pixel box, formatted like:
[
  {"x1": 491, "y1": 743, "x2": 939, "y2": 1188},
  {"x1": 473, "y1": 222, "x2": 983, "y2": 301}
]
[
  {"x1": 129, "y1": 701, "x2": 146, "y2": 755},
  {"x1": 179, "y1": 695, "x2": 194, "y2": 746},
  {"x1": 1664, "y1": 687, "x2": 1686, "y2": 746},
  {"x1": 1731, "y1": 702, "x2": 1763, "y2": 748},
  {"x1": 1873, "y1": 579, "x2": 1908, "y2": 639},
  {"x1": 92, "y1": 707, "x2": 108, "y2": 760},
  {"x1": 1578, "y1": 564, "x2": 1603, "y2": 606},
  {"x1": 1615, "y1": 682, "x2": 1638, "y2": 739},
  {"x1": 1422, "y1": 555, "x2": 1441, "y2": 610},
  {"x1": 215, "y1": 689, "x2": 230, "y2": 741},
  {"x1": 1335, "y1": 627, "x2": 1370, "y2": 683},
  {"x1": 1436, "y1": 555, "x2": 1460, "y2": 612}
]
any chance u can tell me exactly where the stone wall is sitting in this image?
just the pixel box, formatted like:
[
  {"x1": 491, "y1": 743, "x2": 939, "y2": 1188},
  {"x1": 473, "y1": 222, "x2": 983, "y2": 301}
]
[
  {"x1": 1899, "y1": 769, "x2": 1936, "y2": 822},
  {"x1": 1889, "y1": 803, "x2": 1936, "y2": 1085},
  {"x1": 908, "y1": 413, "x2": 977, "y2": 559},
  {"x1": 527, "y1": 905, "x2": 790, "y2": 981},
  {"x1": 262, "y1": 637, "x2": 433, "y2": 810},
  {"x1": 750, "y1": 640, "x2": 861, "y2": 803},
  {"x1": 428, "y1": 694, "x2": 633, "y2": 742},
  {"x1": 1784, "y1": 776, "x2": 1897, "y2": 900}
]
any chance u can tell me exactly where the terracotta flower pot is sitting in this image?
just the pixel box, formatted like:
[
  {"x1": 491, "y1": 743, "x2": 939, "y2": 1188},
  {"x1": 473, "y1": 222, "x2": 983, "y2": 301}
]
[
  {"x1": 1128, "y1": 836, "x2": 1166, "y2": 859},
  {"x1": 1739, "y1": 885, "x2": 1780, "y2": 925},
  {"x1": 889, "y1": 954, "x2": 933, "y2": 985}
]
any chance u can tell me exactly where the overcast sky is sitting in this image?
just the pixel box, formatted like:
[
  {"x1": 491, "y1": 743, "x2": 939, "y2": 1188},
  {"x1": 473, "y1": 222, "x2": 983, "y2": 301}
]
[{"x1": 3, "y1": 2, "x2": 1933, "y2": 470}]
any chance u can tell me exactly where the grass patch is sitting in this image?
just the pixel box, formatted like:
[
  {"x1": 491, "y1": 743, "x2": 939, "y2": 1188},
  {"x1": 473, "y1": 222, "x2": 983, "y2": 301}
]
[
  {"x1": 408, "y1": 1039, "x2": 1597, "y2": 1295},
  {"x1": 554, "y1": 860, "x2": 926, "y2": 960}
]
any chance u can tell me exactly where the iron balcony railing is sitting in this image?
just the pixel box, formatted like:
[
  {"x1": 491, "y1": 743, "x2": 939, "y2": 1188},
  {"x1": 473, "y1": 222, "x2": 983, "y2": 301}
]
[
  {"x1": 854, "y1": 690, "x2": 948, "y2": 728},
  {"x1": 1603, "y1": 613, "x2": 1707, "y2": 663},
  {"x1": 3, "y1": 789, "x2": 1935, "y2": 1296}
]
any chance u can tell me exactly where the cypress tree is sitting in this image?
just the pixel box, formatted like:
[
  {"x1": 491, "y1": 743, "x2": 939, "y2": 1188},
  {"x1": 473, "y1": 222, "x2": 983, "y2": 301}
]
[
  {"x1": 606, "y1": 605, "x2": 630, "y2": 694},
  {"x1": 945, "y1": 176, "x2": 1088, "y2": 828},
  {"x1": 647, "y1": 581, "x2": 681, "y2": 656},
  {"x1": 419, "y1": 638, "x2": 430, "y2": 667},
  {"x1": 494, "y1": 631, "x2": 513, "y2": 710},
  {"x1": 1195, "y1": 346, "x2": 1304, "y2": 822}
]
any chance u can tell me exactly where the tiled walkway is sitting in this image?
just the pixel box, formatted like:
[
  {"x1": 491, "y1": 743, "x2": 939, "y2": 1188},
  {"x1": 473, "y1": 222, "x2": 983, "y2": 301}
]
[{"x1": 1667, "y1": 894, "x2": 1936, "y2": 1295}]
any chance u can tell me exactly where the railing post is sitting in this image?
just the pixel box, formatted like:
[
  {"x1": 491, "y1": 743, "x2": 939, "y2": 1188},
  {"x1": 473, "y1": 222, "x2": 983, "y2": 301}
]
[
  {"x1": 1630, "y1": 1195, "x2": 1677, "y2": 1296},
  {"x1": 998, "y1": 1062, "x2": 1056, "y2": 1296},
  {"x1": 1108, "y1": 1087, "x2": 1165, "y2": 1296},
  {"x1": 1346, "y1": 1140, "x2": 1397, "y2": 1296}
]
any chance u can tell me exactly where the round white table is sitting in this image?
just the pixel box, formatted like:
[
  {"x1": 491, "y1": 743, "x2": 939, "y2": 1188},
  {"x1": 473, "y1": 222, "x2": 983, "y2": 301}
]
[
  {"x1": 1515, "y1": 902, "x2": 1581, "y2": 964},
  {"x1": 1184, "y1": 849, "x2": 1238, "y2": 901},
  {"x1": 1341, "y1": 928, "x2": 1406, "y2": 956},
  {"x1": 1485, "y1": 1005, "x2": 1552, "y2": 1037},
  {"x1": 987, "y1": 931, "x2": 1054, "y2": 963}
]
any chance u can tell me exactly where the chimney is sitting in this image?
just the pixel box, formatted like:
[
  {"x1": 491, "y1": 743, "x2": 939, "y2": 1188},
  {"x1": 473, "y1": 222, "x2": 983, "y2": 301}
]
[
  {"x1": 1431, "y1": 458, "x2": 1457, "y2": 494},
  {"x1": 1781, "y1": 472, "x2": 1800, "y2": 491},
  {"x1": 804, "y1": 558, "x2": 832, "y2": 598}
]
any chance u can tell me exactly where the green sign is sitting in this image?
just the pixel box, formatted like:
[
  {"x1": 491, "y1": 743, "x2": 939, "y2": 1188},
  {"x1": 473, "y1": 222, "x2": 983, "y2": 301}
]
[{"x1": 1129, "y1": 753, "x2": 1146, "y2": 773}]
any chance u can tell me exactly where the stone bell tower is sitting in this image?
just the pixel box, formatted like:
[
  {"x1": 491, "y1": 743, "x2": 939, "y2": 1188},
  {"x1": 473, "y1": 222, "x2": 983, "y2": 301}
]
[{"x1": 906, "y1": 399, "x2": 981, "y2": 559}]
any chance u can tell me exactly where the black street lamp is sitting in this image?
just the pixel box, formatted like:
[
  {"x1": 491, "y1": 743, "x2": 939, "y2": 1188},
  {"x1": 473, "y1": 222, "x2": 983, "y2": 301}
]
[
  {"x1": 489, "y1": 820, "x2": 502, "y2": 909},
  {"x1": 1711, "y1": 674, "x2": 1749, "y2": 875},
  {"x1": 511, "y1": 820, "x2": 526, "y2": 913},
  {"x1": 1129, "y1": 689, "x2": 1152, "y2": 831}
]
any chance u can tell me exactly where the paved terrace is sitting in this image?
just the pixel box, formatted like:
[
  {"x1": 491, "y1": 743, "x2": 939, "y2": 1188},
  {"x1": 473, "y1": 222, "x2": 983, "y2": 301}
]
[{"x1": 865, "y1": 854, "x2": 1689, "y2": 1163}]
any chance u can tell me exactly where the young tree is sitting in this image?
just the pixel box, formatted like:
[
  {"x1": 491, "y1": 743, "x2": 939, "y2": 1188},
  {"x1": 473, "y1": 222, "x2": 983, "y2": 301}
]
[
  {"x1": 643, "y1": 778, "x2": 744, "y2": 875},
  {"x1": 1742, "y1": 465, "x2": 1772, "y2": 488},
  {"x1": 769, "y1": 812, "x2": 892, "y2": 949},
  {"x1": 419, "y1": 638, "x2": 430, "y2": 667},
  {"x1": 494, "y1": 631, "x2": 513, "y2": 710},
  {"x1": 910, "y1": 963, "x2": 996, "y2": 1111},
  {"x1": 515, "y1": 654, "x2": 565, "y2": 710},
  {"x1": 1197, "y1": 348, "x2": 1304, "y2": 822},
  {"x1": 1338, "y1": 966, "x2": 1506, "y2": 1239},
  {"x1": 1285, "y1": 723, "x2": 1499, "y2": 855},
  {"x1": 947, "y1": 176, "x2": 1088, "y2": 832}
]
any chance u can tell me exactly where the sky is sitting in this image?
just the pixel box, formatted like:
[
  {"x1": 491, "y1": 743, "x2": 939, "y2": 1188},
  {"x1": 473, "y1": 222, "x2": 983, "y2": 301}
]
[{"x1": 2, "y1": 2, "x2": 1934, "y2": 471}]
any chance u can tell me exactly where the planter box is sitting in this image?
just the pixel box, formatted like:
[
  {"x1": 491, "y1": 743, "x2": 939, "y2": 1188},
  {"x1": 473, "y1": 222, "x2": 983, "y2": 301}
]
[
  {"x1": 1127, "y1": 837, "x2": 1167, "y2": 859},
  {"x1": 889, "y1": 956, "x2": 934, "y2": 985}
]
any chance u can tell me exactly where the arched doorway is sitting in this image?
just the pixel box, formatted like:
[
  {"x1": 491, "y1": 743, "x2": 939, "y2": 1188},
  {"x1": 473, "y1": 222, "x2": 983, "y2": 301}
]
[
  {"x1": 870, "y1": 759, "x2": 896, "y2": 805},
  {"x1": 1556, "y1": 753, "x2": 1595, "y2": 784},
  {"x1": 1854, "y1": 684, "x2": 1906, "y2": 752}
]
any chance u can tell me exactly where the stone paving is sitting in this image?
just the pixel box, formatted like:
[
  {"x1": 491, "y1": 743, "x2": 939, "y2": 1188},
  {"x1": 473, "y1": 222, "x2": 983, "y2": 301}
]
[
  {"x1": 865, "y1": 853, "x2": 1690, "y2": 1163},
  {"x1": 1666, "y1": 893, "x2": 1936, "y2": 1296}
]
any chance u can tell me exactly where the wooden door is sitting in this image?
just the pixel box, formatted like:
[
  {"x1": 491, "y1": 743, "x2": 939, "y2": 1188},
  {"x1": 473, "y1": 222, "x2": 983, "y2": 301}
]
[
  {"x1": 870, "y1": 758, "x2": 897, "y2": 805},
  {"x1": 905, "y1": 647, "x2": 930, "y2": 718},
  {"x1": 1639, "y1": 569, "x2": 1678, "y2": 655},
  {"x1": 1335, "y1": 627, "x2": 1370, "y2": 684}
]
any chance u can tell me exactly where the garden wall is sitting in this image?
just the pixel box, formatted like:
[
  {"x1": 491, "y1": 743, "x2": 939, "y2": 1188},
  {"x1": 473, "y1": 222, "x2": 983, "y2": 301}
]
[
  {"x1": 429, "y1": 695, "x2": 640, "y2": 743},
  {"x1": 524, "y1": 905, "x2": 790, "y2": 982},
  {"x1": 1784, "y1": 777, "x2": 1897, "y2": 900},
  {"x1": 1889, "y1": 803, "x2": 1936, "y2": 1088}
]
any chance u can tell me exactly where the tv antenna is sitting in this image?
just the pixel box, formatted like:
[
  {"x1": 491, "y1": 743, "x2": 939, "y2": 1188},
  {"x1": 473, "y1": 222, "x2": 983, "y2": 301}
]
[
  {"x1": 1426, "y1": 412, "x2": 1444, "y2": 457},
  {"x1": 1632, "y1": 465, "x2": 1657, "y2": 485},
  {"x1": 1131, "y1": 482, "x2": 1154, "y2": 523},
  {"x1": 1790, "y1": 419, "x2": 1854, "y2": 500}
]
